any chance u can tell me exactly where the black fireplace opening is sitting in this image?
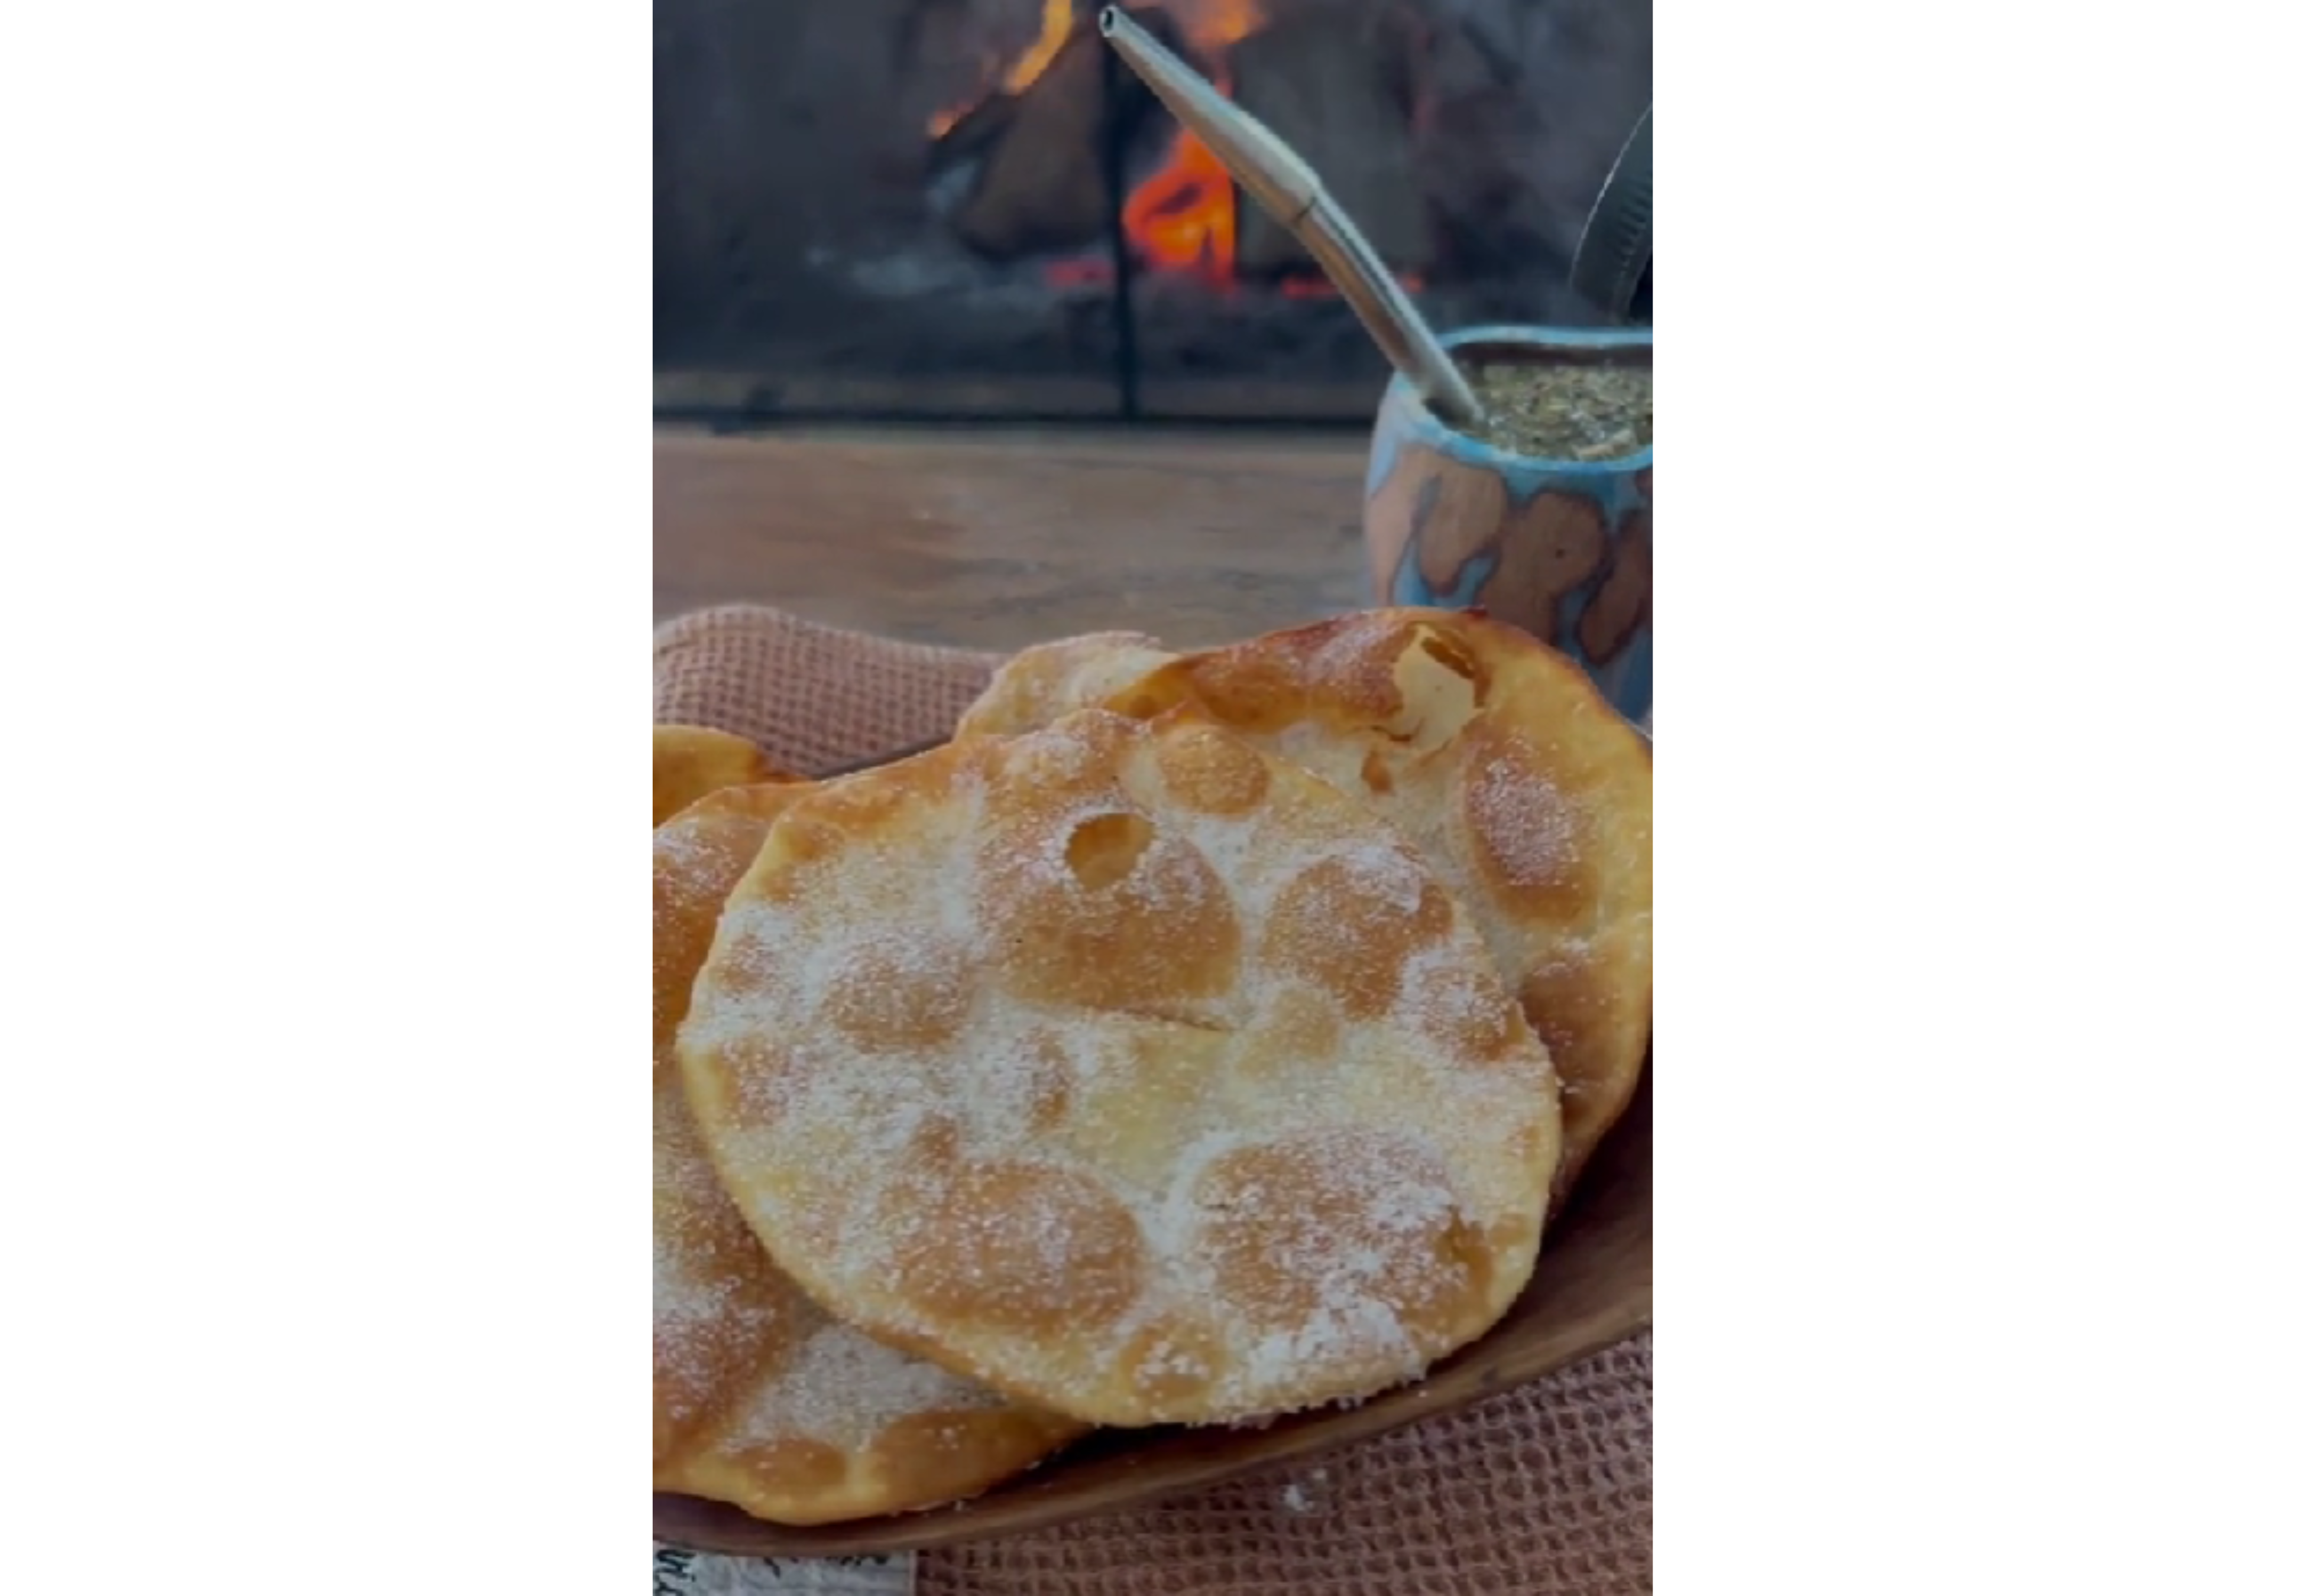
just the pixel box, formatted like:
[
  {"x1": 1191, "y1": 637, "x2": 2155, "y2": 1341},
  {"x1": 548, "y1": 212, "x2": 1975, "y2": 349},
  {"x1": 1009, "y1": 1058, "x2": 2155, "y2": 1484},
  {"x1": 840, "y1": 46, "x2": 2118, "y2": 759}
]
[{"x1": 655, "y1": 0, "x2": 1651, "y2": 423}]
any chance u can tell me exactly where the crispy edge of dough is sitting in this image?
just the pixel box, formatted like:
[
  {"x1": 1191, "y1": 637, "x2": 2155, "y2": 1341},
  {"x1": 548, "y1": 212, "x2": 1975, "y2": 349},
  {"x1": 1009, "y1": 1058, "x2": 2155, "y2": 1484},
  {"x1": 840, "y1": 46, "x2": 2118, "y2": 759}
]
[{"x1": 654, "y1": 723, "x2": 798, "y2": 826}]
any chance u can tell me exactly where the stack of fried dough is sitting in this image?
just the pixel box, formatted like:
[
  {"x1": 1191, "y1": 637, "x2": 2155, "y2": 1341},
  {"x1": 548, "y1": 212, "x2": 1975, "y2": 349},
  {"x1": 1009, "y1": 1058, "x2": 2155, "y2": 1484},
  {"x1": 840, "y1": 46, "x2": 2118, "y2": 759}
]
[{"x1": 652, "y1": 608, "x2": 1654, "y2": 1527}]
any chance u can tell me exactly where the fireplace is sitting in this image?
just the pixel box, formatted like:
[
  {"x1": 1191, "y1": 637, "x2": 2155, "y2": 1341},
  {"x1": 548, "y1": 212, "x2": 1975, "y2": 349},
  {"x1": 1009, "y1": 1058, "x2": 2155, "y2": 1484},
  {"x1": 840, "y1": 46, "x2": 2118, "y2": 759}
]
[{"x1": 654, "y1": 0, "x2": 1650, "y2": 422}]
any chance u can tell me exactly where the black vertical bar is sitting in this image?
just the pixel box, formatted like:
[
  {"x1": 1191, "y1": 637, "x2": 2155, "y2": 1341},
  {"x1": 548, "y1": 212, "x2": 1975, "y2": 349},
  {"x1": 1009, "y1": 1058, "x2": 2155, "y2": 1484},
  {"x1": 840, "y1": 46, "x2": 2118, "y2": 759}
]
[{"x1": 1097, "y1": 30, "x2": 1141, "y2": 420}]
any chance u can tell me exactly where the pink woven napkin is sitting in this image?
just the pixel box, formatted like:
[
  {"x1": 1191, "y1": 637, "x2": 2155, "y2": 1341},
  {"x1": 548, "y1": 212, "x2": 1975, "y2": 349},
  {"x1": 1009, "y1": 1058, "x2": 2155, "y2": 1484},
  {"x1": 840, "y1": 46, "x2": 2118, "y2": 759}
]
[{"x1": 654, "y1": 604, "x2": 1654, "y2": 1596}]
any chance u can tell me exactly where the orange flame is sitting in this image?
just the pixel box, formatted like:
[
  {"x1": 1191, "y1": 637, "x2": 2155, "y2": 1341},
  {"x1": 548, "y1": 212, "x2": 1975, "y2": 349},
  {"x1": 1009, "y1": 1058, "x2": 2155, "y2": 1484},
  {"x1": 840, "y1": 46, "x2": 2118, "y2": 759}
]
[
  {"x1": 939, "y1": 0, "x2": 1332, "y2": 288},
  {"x1": 1121, "y1": 122, "x2": 1235, "y2": 279},
  {"x1": 1117, "y1": 0, "x2": 1267, "y2": 280},
  {"x1": 928, "y1": 0, "x2": 1077, "y2": 137},
  {"x1": 1002, "y1": 0, "x2": 1077, "y2": 94}
]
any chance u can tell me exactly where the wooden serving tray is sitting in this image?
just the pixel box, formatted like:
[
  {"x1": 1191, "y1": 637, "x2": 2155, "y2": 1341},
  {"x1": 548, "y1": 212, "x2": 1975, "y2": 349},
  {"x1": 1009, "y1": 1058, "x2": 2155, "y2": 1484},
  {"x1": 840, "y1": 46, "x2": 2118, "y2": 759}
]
[{"x1": 654, "y1": 1067, "x2": 1652, "y2": 1556}]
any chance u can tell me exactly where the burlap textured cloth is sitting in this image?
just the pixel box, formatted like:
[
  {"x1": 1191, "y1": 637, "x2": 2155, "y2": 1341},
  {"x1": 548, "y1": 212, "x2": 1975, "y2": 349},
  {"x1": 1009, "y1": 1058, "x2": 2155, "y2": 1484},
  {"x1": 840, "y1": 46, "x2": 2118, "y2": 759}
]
[{"x1": 655, "y1": 605, "x2": 1654, "y2": 1596}]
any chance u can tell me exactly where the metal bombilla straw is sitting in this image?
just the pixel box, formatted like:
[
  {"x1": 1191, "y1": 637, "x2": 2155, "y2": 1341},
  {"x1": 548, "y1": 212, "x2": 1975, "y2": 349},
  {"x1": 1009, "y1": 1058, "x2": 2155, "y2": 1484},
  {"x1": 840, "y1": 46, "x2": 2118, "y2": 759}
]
[{"x1": 1097, "y1": 7, "x2": 1486, "y2": 430}]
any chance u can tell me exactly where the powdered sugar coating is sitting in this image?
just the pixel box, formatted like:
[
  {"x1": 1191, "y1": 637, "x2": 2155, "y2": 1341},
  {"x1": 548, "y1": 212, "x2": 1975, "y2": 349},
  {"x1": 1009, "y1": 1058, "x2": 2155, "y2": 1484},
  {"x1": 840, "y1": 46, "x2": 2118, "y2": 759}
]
[
  {"x1": 1092, "y1": 608, "x2": 1653, "y2": 1205},
  {"x1": 679, "y1": 711, "x2": 1562, "y2": 1426},
  {"x1": 653, "y1": 781, "x2": 1079, "y2": 1524}
]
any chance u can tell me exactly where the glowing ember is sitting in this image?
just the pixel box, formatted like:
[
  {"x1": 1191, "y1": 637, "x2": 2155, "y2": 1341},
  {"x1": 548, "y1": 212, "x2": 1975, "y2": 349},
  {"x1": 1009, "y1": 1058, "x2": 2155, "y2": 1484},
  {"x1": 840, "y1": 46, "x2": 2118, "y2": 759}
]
[{"x1": 1045, "y1": 255, "x2": 1115, "y2": 288}]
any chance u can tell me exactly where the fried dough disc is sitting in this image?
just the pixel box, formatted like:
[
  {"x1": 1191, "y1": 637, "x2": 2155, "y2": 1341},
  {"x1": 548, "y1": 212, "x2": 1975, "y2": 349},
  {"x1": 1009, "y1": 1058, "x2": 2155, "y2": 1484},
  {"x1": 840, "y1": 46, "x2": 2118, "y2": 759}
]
[
  {"x1": 654, "y1": 784, "x2": 1080, "y2": 1523},
  {"x1": 954, "y1": 632, "x2": 1176, "y2": 740},
  {"x1": 653, "y1": 724, "x2": 795, "y2": 826},
  {"x1": 678, "y1": 711, "x2": 1561, "y2": 1427},
  {"x1": 1099, "y1": 610, "x2": 1653, "y2": 1205}
]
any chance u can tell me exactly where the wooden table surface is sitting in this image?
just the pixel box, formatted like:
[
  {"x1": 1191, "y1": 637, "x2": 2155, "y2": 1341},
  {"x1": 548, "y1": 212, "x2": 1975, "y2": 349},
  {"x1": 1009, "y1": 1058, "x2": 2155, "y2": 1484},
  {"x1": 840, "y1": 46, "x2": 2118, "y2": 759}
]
[{"x1": 654, "y1": 426, "x2": 1373, "y2": 653}]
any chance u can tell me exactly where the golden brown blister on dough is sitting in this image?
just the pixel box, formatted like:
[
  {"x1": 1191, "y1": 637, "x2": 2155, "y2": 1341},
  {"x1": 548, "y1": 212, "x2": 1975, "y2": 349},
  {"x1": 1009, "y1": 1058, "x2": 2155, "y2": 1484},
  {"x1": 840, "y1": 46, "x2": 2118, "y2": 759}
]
[
  {"x1": 955, "y1": 632, "x2": 1178, "y2": 740},
  {"x1": 653, "y1": 724, "x2": 796, "y2": 827},
  {"x1": 678, "y1": 711, "x2": 1561, "y2": 1427},
  {"x1": 653, "y1": 783, "x2": 1080, "y2": 1524},
  {"x1": 1102, "y1": 609, "x2": 1651, "y2": 1208}
]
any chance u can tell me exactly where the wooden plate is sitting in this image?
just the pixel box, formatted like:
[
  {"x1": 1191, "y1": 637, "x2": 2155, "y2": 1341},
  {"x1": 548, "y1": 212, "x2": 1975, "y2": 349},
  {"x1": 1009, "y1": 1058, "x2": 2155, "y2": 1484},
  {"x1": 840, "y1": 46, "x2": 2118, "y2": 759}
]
[{"x1": 653, "y1": 1065, "x2": 1652, "y2": 1555}]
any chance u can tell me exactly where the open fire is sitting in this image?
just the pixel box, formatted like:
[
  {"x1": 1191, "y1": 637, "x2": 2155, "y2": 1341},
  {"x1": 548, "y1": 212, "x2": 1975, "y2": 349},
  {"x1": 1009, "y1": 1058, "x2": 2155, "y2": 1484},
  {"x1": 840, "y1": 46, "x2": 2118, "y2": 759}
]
[
  {"x1": 657, "y1": 0, "x2": 1643, "y2": 420},
  {"x1": 927, "y1": 0, "x2": 1405, "y2": 290}
]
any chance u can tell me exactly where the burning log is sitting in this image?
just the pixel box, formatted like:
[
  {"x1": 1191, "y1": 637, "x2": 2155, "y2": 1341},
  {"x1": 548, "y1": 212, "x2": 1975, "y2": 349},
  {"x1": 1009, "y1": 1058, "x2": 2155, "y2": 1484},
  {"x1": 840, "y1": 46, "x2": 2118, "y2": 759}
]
[
  {"x1": 941, "y1": 4, "x2": 1185, "y2": 264},
  {"x1": 950, "y1": 28, "x2": 1110, "y2": 260},
  {"x1": 1228, "y1": 9, "x2": 1430, "y2": 280},
  {"x1": 927, "y1": 90, "x2": 1020, "y2": 177}
]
